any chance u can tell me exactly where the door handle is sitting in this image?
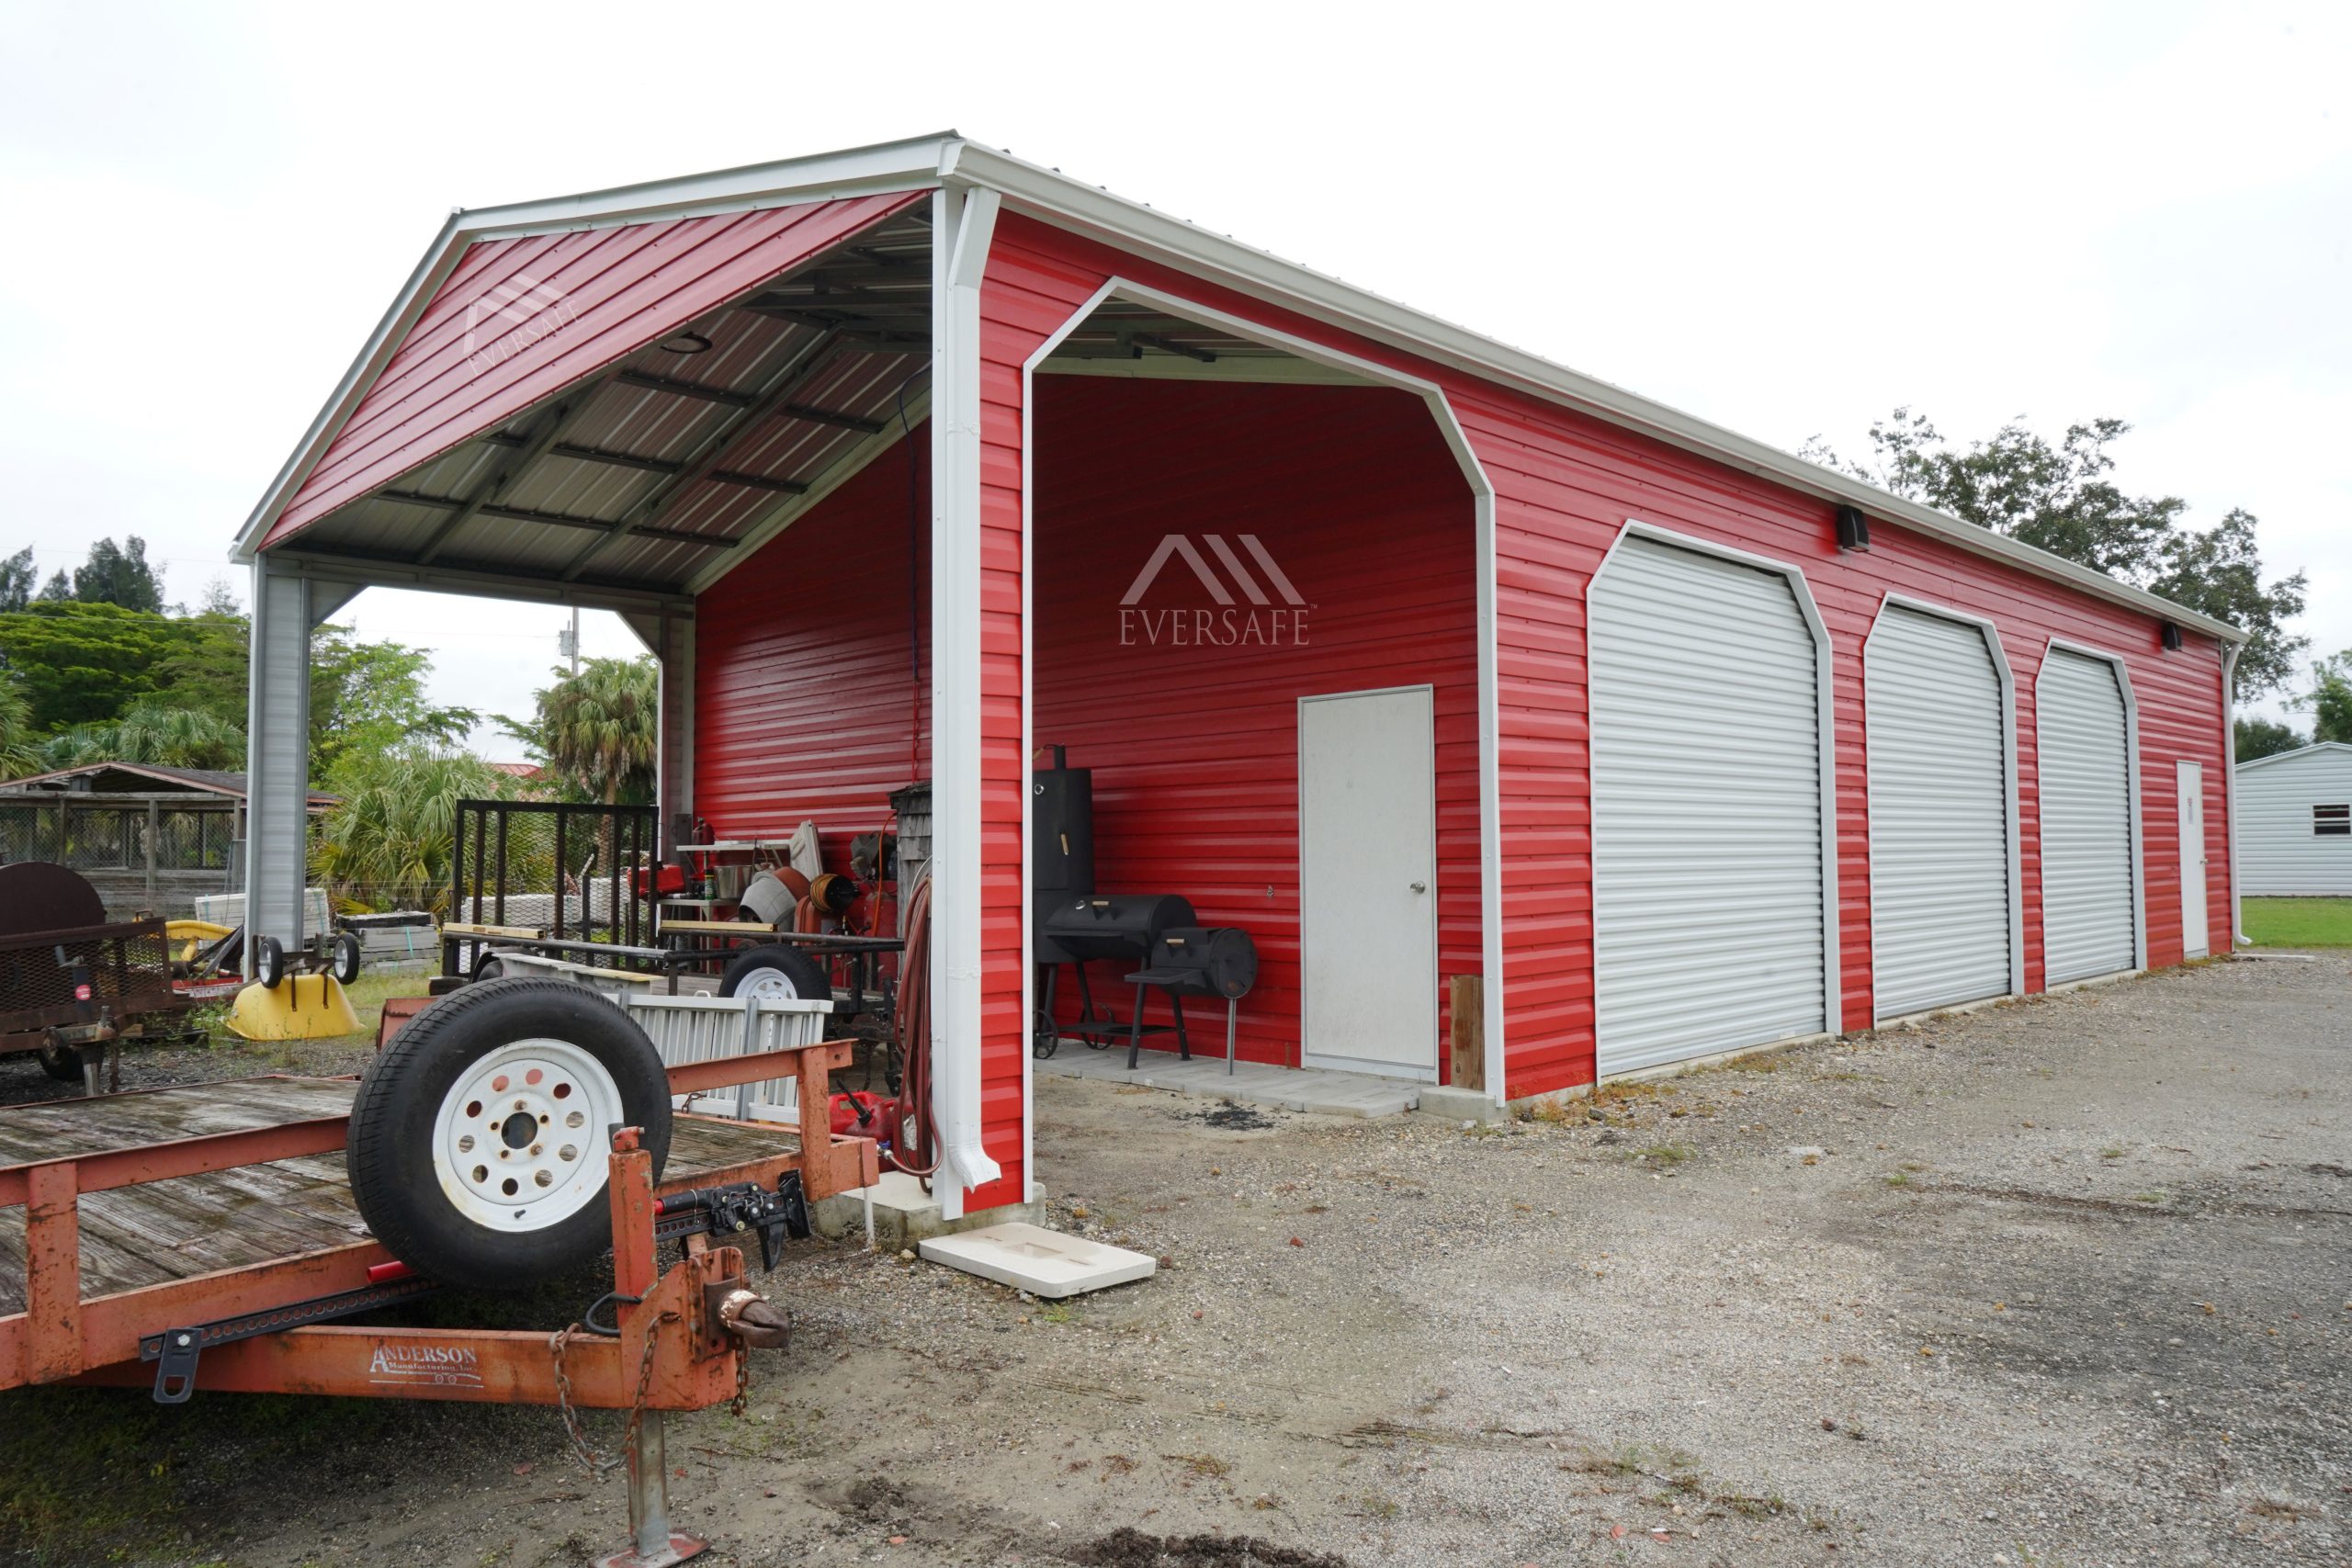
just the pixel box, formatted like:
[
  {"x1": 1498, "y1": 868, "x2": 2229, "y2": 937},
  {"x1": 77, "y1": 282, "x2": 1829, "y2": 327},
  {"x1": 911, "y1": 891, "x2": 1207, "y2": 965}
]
[{"x1": 1408, "y1": 881, "x2": 1428, "y2": 894}]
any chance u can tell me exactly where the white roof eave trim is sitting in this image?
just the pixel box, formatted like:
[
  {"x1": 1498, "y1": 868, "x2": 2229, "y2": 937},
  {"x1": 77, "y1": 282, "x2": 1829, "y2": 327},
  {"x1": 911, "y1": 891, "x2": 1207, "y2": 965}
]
[
  {"x1": 232, "y1": 131, "x2": 2248, "y2": 646},
  {"x1": 948, "y1": 142, "x2": 2245, "y2": 647},
  {"x1": 2237, "y1": 740, "x2": 2352, "y2": 772},
  {"x1": 232, "y1": 133, "x2": 960, "y2": 562}
]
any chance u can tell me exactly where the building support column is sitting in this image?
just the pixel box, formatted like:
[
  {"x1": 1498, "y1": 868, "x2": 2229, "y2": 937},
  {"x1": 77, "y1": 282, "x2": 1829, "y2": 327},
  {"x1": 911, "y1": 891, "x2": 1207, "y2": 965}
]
[
  {"x1": 655, "y1": 611, "x2": 695, "y2": 856},
  {"x1": 926, "y1": 181, "x2": 1003, "y2": 1218},
  {"x1": 242, "y1": 557, "x2": 315, "y2": 948}
]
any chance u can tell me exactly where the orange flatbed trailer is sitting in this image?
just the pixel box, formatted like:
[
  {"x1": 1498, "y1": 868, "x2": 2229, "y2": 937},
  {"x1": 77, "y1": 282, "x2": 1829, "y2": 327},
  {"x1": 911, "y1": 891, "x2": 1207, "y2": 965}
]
[{"x1": 0, "y1": 1041, "x2": 877, "y2": 1568}]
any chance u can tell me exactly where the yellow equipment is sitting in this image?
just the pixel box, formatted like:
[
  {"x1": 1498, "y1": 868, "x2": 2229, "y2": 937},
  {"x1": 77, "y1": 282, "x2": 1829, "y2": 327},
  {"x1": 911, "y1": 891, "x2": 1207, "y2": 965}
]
[
  {"x1": 228, "y1": 972, "x2": 359, "y2": 1042},
  {"x1": 164, "y1": 919, "x2": 234, "y2": 964}
]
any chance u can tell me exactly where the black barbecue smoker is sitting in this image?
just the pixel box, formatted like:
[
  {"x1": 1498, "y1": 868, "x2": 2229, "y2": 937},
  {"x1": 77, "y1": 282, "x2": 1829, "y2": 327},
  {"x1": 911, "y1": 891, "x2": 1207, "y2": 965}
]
[{"x1": 1030, "y1": 748, "x2": 1258, "y2": 1072}]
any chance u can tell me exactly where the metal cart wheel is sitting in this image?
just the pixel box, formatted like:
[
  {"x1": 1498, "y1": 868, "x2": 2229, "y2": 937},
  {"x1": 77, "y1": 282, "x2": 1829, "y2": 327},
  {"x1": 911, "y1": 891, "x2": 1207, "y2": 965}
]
[{"x1": 329, "y1": 930, "x2": 363, "y2": 986}]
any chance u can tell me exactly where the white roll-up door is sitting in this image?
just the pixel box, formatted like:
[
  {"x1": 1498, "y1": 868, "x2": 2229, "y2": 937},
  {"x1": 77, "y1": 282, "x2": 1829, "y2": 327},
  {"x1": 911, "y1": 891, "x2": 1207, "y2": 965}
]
[
  {"x1": 2038, "y1": 649, "x2": 2137, "y2": 983},
  {"x1": 1589, "y1": 535, "x2": 1827, "y2": 1076},
  {"x1": 1867, "y1": 606, "x2": 2012, "y2": 1019}
]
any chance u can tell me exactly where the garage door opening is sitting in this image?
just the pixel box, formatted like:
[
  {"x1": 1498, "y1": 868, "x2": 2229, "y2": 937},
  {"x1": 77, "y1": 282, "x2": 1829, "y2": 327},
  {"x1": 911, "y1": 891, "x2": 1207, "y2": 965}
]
[
  {"x1": 1866, "y1": 601, "x2": 2021, "y2": 1021},
  {"x1": 2037, "y1": 646, "x2": 2143, "y2": 986},
  {"x1": 1024, "y1": 302, "x2": 1485, "y2": 1089},
  {"x1": 1587, "y1": 528, "x2": 1837, "y2": 1077}
]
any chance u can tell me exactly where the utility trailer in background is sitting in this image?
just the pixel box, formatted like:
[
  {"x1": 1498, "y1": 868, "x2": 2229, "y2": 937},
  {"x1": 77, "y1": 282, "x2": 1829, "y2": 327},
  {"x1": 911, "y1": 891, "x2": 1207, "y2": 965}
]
[{"x1": 0, "y1": 863, "x2": 199, "y2": 1092}]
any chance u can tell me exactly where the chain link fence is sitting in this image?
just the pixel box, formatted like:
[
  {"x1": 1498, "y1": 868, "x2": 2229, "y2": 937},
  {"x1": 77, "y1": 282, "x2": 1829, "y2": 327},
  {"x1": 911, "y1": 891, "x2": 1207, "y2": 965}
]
[{"x1": 0, "y1": 794, "x2": 297, "y2": 921}]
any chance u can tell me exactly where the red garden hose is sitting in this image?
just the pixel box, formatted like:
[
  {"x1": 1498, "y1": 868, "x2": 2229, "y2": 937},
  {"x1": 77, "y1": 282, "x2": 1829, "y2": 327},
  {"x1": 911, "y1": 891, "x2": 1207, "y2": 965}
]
[{"x1": 890, "y1": 873, "x2": 939, "y2": 1179}]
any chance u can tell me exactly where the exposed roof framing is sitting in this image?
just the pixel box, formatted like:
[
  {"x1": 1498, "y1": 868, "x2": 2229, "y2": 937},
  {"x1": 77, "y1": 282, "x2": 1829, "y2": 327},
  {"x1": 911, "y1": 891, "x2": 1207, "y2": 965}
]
[
  {"x1": 241, "y1": 204, "x2": 936, "y2": 597},
  {"x1": 232, "y1": 132, "x2": 2242, "y2": 640}
]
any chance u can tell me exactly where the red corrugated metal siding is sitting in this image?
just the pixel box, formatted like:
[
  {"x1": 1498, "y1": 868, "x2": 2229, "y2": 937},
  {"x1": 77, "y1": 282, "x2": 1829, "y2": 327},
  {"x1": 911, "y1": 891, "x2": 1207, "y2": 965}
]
[
  {"x1": 687, "y1": 376, "x2": 1478, "y2": 1207},
  {"x1": 263, "y1": 192, "x2": 920, "y2": 547},
  {"x1": 979, "y1": 213, "x2": 2231, "y2": 1103},
  {"x1": 1028, "y1": 378, "x2": 1480, "y2": 1068},
  {"x1": 692, "y1": 443, "x2": 929, "y2": 853}
]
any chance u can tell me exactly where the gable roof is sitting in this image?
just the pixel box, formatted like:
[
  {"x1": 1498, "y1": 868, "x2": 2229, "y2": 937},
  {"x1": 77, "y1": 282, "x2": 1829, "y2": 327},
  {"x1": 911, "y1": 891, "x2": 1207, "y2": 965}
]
[
  {"x1": 0, "y1": 761, "x2": 338, "y2": 805},
  {"x1": 2238, "y1": 740, "x2": 2352, "y2": 773},
  {"x1": 233, "y1": 131, "x2": 2246, "y2": 645}
]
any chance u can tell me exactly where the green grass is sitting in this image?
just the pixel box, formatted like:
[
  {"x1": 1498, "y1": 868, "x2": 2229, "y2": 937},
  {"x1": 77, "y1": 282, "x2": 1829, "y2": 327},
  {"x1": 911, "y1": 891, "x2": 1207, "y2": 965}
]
[
  {"x1": 2243, "y1": 897, "x2": 2352, "y2": 949},
  {"x1": 315, "y1": 968, "x2": 434, "y2": 1043}
]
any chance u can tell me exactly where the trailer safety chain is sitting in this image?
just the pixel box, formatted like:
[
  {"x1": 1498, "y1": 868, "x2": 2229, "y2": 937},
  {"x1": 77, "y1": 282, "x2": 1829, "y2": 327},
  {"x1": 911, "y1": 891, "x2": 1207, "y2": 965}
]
[{"x1": 548, "y1": 1306, "x2": 677, "y2": 1478}]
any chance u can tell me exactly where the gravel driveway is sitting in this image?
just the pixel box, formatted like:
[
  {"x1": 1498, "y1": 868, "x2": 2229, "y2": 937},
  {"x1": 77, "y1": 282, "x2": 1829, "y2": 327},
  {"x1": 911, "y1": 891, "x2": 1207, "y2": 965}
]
[{"x1": 6, "y1": 953, "x2": 2346, "y2": 1566}]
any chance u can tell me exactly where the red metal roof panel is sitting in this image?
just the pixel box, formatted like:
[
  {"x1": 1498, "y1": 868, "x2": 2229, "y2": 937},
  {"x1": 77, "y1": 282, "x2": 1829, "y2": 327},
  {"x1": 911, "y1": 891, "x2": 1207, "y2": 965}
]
[{"x1": 263, "y1": 190, "x2": 922, "y2": 549}]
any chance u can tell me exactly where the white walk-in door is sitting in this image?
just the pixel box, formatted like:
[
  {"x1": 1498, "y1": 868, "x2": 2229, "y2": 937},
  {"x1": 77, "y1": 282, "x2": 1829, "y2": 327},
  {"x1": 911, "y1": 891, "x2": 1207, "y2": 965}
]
[
  {"x1": 2038, "y1": 649, "x2": 2138, "y2": 983},
  {"x1": 1866, "y1": 606, "x2": 2013, "y2": 1019},
  {"x1": 2177, "y1": 760, "x2": 2209, "y2": 959},
  {"x1": 1589, "y1": 536, "x2": 1826, "y2": 1076},
  {"x1": 1299, "y1": 687, "x2": 1438, "y2": 1078}
]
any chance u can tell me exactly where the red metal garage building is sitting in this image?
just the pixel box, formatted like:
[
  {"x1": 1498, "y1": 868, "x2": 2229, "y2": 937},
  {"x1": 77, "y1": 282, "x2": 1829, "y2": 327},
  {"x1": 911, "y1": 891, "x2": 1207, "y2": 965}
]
[{"x1": 233, "y1": 133, "x2": 2245, "y2": 1220}]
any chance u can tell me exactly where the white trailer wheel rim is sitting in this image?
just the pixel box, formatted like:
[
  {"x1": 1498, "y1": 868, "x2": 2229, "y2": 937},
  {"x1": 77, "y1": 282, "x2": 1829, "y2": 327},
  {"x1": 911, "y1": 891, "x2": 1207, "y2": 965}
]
[
  {"x1": 430, "y1": 1037, "x2": 622, "y2": 1234},
  {"x1": 738, "y1": 968, "x2": 802, "y2": 1001}
]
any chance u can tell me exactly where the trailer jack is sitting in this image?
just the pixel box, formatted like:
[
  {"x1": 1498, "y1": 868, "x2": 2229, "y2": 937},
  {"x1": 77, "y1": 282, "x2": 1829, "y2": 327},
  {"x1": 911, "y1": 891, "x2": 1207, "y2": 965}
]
[{"x1": 96, "y1": 1131, "x2": 803, "y2": 1568}]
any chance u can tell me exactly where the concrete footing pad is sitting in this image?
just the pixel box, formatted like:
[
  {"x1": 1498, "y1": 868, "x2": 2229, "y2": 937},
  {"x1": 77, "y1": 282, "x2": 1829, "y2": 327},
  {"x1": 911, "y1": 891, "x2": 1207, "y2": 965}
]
[
  {"x1": 809, "y1": 1170, "x2": 1042, "y2": 1248},
  {"x1": 1415, "y1": 1083, "x2": 1509, "y2": 1123},
  {"x1": 919, "y1": 1222, "x2": 1157, "y2": 1298}
]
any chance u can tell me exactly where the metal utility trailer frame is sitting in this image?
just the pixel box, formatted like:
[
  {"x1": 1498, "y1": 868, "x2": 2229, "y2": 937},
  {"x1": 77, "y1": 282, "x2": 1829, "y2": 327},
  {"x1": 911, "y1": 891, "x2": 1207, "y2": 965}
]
[
  {"x1": 0, "y1": 1040, "x2": 877, "y2": 1567},
  {"x1": 443, "y1": 925, "x2": 906, "y2": 1020},
  {"x1": 0, "y1": 915, "x2": 194, "y2": 1090}
]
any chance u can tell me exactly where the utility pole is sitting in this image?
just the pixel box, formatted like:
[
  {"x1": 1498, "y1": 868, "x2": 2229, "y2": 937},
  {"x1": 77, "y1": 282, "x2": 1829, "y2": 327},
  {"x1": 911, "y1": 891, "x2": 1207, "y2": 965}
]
[{"x1": 559, "y1": 608, "x2": 580, "y2": 676}]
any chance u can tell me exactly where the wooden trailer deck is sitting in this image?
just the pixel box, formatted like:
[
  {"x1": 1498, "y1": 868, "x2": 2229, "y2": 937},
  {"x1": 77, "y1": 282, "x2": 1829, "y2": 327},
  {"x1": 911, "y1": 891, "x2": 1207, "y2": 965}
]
[{"x1": 0, "y1": 1076, "x2": 803, "y2": 1314}]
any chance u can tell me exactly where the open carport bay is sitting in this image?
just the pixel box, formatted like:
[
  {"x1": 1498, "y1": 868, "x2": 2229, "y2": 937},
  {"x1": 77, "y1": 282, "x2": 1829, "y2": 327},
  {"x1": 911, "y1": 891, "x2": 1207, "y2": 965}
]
[{"x1": 5, "y1": 954, "x2": 2346, "y2": 1566}]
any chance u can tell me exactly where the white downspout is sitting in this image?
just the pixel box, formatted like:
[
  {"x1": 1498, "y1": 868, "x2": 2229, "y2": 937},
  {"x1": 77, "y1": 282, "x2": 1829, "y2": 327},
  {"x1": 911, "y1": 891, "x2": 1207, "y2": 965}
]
[
  {"x1": 927, "y1": 180, "x2": 1004, "y2": 1216},
  {"x1": 2222, "y1": 641, "x2": 2245, "y2": 948}
]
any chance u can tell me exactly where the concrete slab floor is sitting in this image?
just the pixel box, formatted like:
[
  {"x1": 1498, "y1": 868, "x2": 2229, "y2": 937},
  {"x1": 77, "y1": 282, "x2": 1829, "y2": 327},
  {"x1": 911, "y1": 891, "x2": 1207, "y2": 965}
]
[{"x1": 1033, "y1": 1039, "x2": 1420, "y2": 1117}]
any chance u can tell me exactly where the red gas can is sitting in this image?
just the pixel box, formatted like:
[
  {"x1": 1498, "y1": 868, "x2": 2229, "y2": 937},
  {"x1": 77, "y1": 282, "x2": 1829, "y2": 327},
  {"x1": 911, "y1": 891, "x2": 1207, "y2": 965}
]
[{"x1": 828, "y1": 1090, "x2": 900, "y2": 1151}]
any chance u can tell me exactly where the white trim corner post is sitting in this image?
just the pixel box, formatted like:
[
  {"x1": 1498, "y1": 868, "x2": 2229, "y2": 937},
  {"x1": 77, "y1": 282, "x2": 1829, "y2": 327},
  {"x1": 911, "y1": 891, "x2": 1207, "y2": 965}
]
[
  {"x1": 655, "y1": 611, "x2": 695, "y2": 856},
  {"x1": 242, "y1": 556, "x2": 322, "y2": 950},
  {"x1": 927, "y1": 182, "x2": 1003, "y2": 1218},
  {"x1": 2221, "y1": 640, "x2": 2245, "y2": 949}
]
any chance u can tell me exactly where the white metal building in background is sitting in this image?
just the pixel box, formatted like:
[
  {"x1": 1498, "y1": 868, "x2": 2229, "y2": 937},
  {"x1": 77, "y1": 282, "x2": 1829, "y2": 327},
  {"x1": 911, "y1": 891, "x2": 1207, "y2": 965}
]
[{"x1": 2235, "y1": 743, "x2": 2352, "y2": 896}]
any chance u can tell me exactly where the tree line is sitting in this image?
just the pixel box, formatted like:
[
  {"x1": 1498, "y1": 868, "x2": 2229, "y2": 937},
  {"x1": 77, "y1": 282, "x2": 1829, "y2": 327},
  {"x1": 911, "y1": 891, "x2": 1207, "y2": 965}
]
[
  {"x1": 1, "y1": 537, "x2": 659, "y2": 912},
  {"x1": 1801, "y1": 410, "x2": 2331, "y2": 763}
]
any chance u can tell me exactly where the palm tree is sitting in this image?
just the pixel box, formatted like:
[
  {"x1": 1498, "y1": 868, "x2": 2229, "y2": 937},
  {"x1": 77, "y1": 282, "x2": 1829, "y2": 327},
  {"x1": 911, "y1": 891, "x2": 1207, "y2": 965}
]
[
  {"x1": 42, "y1": 702, "x2": 243, "y2": 771},
  {"x1": 526, "y1": 657, "x2": 658, "y2": 806},
  {"x1": 0, "y1": 681, "x2": 42, "y2": 779},
  {"x1": 311, "y1": 750, "x2": 502, "y2": 913}
]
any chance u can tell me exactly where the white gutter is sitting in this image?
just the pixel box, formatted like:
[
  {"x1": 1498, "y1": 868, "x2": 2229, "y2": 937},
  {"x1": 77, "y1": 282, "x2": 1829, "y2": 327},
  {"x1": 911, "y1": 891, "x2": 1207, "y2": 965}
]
[
  {"x1": 923, "y1": 179, "x2": 1004, "y2": 1214},
  {"x1": 2222, "y1": 642, "x2": 2246, "y2": 947}
]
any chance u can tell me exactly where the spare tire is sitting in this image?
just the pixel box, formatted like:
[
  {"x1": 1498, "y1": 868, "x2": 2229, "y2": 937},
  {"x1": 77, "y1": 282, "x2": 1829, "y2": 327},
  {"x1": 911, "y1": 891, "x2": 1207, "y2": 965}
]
[
  {"x1": 718, "y1": 943, "x2": 829, "y2": 1003},
  {"x1": 346, "y1": 976, "x2": 673, "y2": 1292}
]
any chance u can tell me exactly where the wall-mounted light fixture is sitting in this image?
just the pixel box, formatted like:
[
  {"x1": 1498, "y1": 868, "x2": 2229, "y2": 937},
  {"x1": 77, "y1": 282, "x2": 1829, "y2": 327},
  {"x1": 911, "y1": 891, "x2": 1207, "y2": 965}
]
[
  {"x1": 2161, "y1": 622, "x2": 2184, "y2": 651},
  {"x1": 658, "y1": 331, "x2": 713, "y2": 355},
  {"x1": 1835, "y1": 504, "x2": 1871, "y2": 551}
]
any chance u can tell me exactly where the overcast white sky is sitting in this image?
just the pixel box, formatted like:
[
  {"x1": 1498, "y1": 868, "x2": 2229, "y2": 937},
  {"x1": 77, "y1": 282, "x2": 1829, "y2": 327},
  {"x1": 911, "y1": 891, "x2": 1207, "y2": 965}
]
[{"x1": 2, "y1": 1, "x2": 2343, "y2": 747}]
